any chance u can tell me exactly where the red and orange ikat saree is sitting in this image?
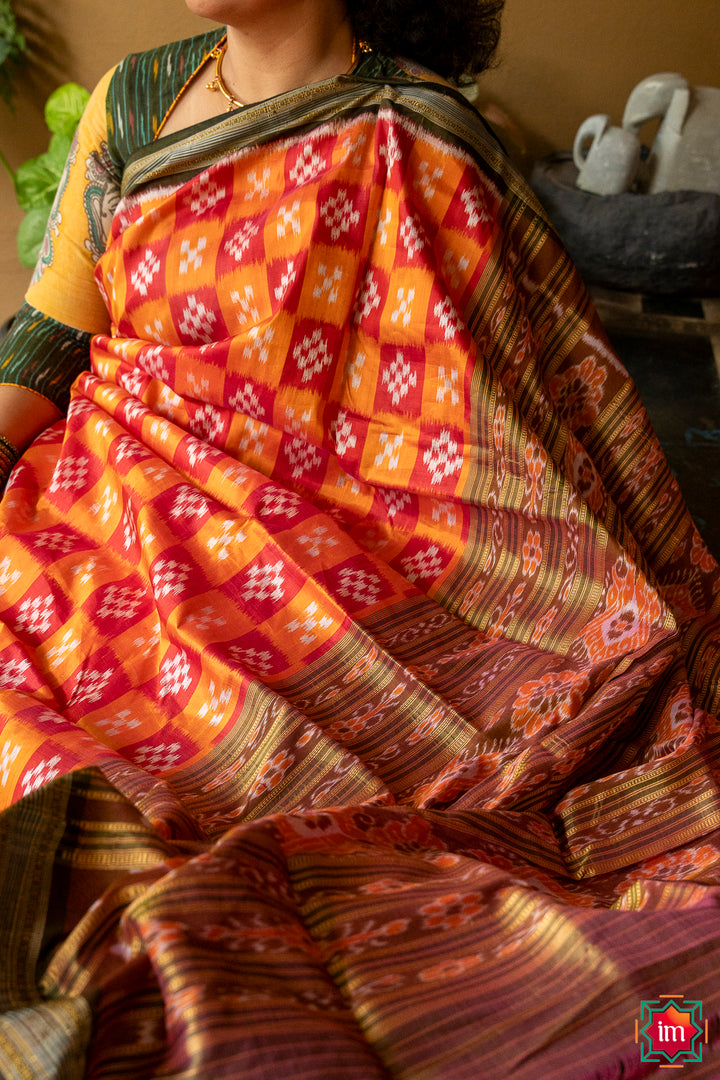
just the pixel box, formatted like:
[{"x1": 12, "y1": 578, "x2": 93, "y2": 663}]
[{"x1": 2, "y1": 43, "x2": 720, "y2": 1080}]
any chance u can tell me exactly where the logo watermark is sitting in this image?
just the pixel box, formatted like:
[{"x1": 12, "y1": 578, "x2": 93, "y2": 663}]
[{"x1": 636, "y1": 996, "x2": 707, "y2": 1069}]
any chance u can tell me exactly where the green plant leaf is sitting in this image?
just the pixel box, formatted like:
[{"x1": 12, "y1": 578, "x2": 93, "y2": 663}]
[
  {"x1": 0, "y1": 0, "x2": 25, "y2": 82},
  {"x1": 3, "y1": 78, "x2": 89, "y2": 268},
  {"x1": 44, "y1": 82, "x2": 90, "y2": 139},
  {"x1": 0, "y1": 0, "x2": 17, "y2": 34},
  {"x1": 17, "y1": 205, "x2": 51, "y2": 267},
  {"x1": 0, "y1": 0, "x2": 24, "y2": 55},
  {"x1": 47, "y1": 131, "x2": 72, "y2": 171},
  {"x1": 0, "y1": 0, "x2": 26, "y2": 106},
  {"x1": 13, "y1": 152, "x2": 60, "y2": 211}
]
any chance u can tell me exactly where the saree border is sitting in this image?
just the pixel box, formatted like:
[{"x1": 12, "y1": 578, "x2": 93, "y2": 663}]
[{"x1": 120, "y1": 74, "x2": 544, "y2": 216}]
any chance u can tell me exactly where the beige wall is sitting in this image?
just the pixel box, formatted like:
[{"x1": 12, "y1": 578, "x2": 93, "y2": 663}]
[{"x1": 1, "y1": 0, "x2": 717, "y2": 322}]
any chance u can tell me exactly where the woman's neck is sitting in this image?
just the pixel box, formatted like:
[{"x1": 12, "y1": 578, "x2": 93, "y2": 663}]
[{"x1": 222, "y1": 2, "x2": 353, "y2": 106}]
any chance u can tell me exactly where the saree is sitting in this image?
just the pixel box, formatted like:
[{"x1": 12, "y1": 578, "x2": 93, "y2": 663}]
[{"x1": 2, "y1": 40, "x2": 720, "y2": 1079}]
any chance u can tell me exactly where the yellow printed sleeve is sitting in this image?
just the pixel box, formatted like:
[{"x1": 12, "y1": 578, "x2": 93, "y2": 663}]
[{"x1": 25, "y1": 67, "x2": 118, "y2": 335}]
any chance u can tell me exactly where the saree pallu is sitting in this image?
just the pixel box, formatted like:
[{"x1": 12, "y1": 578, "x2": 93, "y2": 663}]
[{"x1": 2, "y1": 71, "x2": 720, "y2": 1079}]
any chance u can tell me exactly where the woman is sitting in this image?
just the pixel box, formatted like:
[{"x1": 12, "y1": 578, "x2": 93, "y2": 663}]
[{"x1": 1, "y1": 1, "x2": 719, "y2": 1077}]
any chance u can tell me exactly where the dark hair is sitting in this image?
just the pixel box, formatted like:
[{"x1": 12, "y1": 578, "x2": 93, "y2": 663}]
[{"x1": 347, "y1": 0, "x2": 506, "y2": 82}]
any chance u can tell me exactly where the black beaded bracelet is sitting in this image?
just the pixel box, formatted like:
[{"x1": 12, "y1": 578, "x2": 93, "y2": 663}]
[
  {"x1": 0, "y1": 434, "x2": 19, "y2": 461},
  {"x1": 0, "y1": 434, "x2": 20, "y2": 491}
]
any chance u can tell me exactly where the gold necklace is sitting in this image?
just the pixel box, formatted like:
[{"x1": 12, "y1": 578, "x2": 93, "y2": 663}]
[
  {"x1": 206, "y1": 36, "x2": 369, "y2": 112},
  {"x1": 207, "y1": 43, "x2": 244, "y2": 111}
]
